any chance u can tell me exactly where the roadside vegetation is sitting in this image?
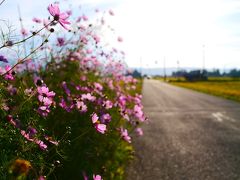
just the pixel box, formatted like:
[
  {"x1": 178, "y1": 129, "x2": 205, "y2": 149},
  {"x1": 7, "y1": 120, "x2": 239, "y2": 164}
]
[
  {"x1": 0, "y1": 2, "x2": 146, "y2": 180},
  {"x1": 159, "y1": 77, "x2": 240, "y2": 102}
]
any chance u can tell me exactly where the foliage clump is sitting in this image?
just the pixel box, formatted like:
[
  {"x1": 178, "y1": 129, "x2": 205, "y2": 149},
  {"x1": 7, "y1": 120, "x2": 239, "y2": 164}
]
[{"x1": 0, "y1": 2, "x2": 146, "y2": 179}]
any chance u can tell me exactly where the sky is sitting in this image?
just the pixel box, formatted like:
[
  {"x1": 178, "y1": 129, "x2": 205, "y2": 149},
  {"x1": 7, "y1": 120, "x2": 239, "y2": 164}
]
[{"x1": 1, "y1": 0, "x2": 240, "y2": 69}]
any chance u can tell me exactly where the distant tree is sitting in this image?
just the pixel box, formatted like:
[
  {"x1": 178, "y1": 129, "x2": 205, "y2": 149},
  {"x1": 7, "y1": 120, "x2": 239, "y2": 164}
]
[
  {"x1": 183, "y1": 70, "x2": 207, "y2": 81},
  {"x1": 229, "y1": 69, "x2": 240, "y2": 77},
  {"x1": 172, "y1": 70, "x2": 186, "y2": 77},
  {"x1": 207, "y1": 69, "x2": 221, "y2": 77},
  {"x1": 127, "y1": 69, "x2": 142, "y2": 78}
]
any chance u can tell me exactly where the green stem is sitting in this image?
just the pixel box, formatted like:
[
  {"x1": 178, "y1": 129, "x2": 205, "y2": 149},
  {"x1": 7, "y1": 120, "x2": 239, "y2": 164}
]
[
  {"x1": 71, "y1": 128, "x2": 91, "y2": 143},
  {"x1": 0, "y1": 20, "x2": 54, "y2": 49},
  {"x1": 1, "y1": 33, "x2": 51, "y2": 76}
]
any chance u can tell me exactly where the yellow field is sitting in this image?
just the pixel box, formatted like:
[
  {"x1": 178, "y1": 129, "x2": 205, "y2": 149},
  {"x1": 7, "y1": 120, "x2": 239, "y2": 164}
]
[{"x1": 168, "y1": 77, "x2": 240, "y2": 102}]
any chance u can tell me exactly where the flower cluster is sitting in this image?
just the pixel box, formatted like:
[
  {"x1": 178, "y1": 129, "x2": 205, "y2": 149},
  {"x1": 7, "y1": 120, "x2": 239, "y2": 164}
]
[
  {"x1": 6, "y1": 115, "x2": 53, "y2": 150},
  {"x1": 37, "y1": 85, "x2": 55, "y2": 116},
  {"x1": 0, "y1": 1, "x2": 146, "y2": 179}
]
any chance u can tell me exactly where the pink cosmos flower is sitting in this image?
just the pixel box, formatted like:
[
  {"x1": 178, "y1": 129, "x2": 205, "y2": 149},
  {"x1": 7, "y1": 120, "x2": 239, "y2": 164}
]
[
  {"x1": 45, "y1": 136, "x2": 59, "y2": 145},
  {"x1": 20, "y1": 130, "x2": 33, "y2": 141},
  {"x1": 76, "y1": 16, "x2": 82, "y2": 23},
  {"x1": 95, "y1": 8, "x2": 99, "y2": 13},
  {"x1": 57, "y1": 37, "x2": 65, "y2": 46},
  {"x1": 27, "y1": 127, "x2": 37, "y2": 138},
  {"x1": 92, "y1": 113, "x2": 99, "y2": 124},
  {"x1": 47, "y1": 3, "x2": 70, "y2": 30},
  {"x1": 101, "y1": 113, "x2": 111, "y2": 123},
  {"x1": 21, "y1": 28, "x2": 28, "y2": 36},
  {"x1": 39, "y1": 106, "x2": 48, "y2": 111},
  {"x1": 93, "y1": 174, "x2": 102, "y2": 180},
  {"x1": 93, "y1": 35, "x2": 100, "y2": 43},
  {"x1": 38, "y1": 107, "x2": 50, "y2": 117},
  {"x1": 120, "y1": 51, "x2": 125, "y2": 55},
  {"x1": 7, "y1": 115, "x2": 17, "y2": 127},
  {"x1": 112, "y1": 48, "x2": 118, "y2": 53},
  {"x1": 76, "y1": 101, "x2": 87, "y2": 112},
  {"x1": 80, "y1": 35, "x2": 88, "y2": 44},
  {"x1": 95, "y1": 124, "x2": 106, "y2": 134},
  {"x1": 2, "y1": 103, "x2": 9, "y2": 111},
  {"x1": 82, "y1": 14, "x2": 88, "y2": 21},
  {"x1": 107, "y1": 80, "x2": 114, "y2": 90},
  {"x1": 37, "y1": 86, "x2": 55, "y2": 116},
  {"x1": 81, "y1": 93, "x2": 96, "y2": 102},
  {"x1": 92, "y1": 113, "x2": 106, "y2": 134},
  {"x1": 82, "y1": 171, "x2": 88, "y2": 180},
  {"x1": 38, "y1": 86, "x2": 55, "y2": 97},
  {"x1": 80, "y1": 75, "x2": 87, "y2": 81},
  {"x1": 24, "y1": 88, "x2": 33, "y2": 96},
  {"x1": 38, "y1": 86, "x2": 55, "y2": 105},
  {"x1": 33, "y1": 17, "x2": 42, "y2": 23},
  {"x1": 135, "y1": 127, "x2": 143, "y2": 136},
  {"x1": 109, "y1": 9, "x2": 114, "y2": 16},
  {"x1": 101, "y1": 18, "x2": 105, "y2": 25},
  {"x1": 62, "y1": 81, "x2": 71, "y2": 95},
  {"x1": 36, "y1": 140, "x2": 48, "y2": 150},
  {"x1": 103, "y1": 100, "x2": 113, "y2": 109},
  {"x1": 68, "y1": 51, "x2": 81, "y2": 61},
  {"x1": 134, "y1": 96, "x2": 142, "y2": 104},
  {"x1": 118, "y1": 95, "x2": 127, "y2": 107},
  {"x1": 66, "y1": 10, "x2": 72, "y2": 16},
  {"x1": 58, "y1": 98, "x2": 73, "y2": 112},
  {"x1": 94, "y1": 82, "x2": 103, "y2": 91},
  {"x1": 59, "y1": 98, "x2": 67, "y2": 108},
  {"x1": 117, "y1": 36, "x2": 123, "y2": 42},
  {"x1": 38, "y1": 176, "x2": 46, "y2": 180},
  {"x1": 86, "y1": 49, "x2": 92, "y2": 54},
  {"x1": 4, "y1": 65, "x2": 14, "y2": 80},
  {"x1": 120, "y1": 128, "x2": 131, "y2": 143},
  {"x1": 0, "y1": 55, "x2": 8, "y2": 63},
  {"x1": 134, "y1": 105, "x2": 144, "y2": 122},
  {"x1": 20, "y1": 130, "x2": 48, "y2": 150}
]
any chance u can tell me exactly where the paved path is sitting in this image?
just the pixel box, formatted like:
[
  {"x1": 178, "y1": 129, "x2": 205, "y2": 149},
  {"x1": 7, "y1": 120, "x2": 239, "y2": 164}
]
[{"x1": 127, "y1": 79, "x2": 240, "y2": 180}]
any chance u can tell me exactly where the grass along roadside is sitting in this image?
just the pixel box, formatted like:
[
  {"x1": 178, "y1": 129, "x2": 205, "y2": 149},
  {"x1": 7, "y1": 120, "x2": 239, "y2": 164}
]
[{"x1": 170, "y1": 79, "x2": 240, "y2": 102}]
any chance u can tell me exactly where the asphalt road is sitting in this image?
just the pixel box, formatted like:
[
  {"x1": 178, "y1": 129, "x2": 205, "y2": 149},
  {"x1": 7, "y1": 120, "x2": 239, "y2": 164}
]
[{"x1": 127, "y1": 79, "x2": 240, "y2": 180}]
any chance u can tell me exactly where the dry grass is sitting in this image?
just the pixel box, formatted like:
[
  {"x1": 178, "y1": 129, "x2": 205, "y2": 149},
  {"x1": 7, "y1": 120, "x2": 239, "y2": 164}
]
[{"x1": 170, "y1": 77, "x2": 240, "y2": 102}]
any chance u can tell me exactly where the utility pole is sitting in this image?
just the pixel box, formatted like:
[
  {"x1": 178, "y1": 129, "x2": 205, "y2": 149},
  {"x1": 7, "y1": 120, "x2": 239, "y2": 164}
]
[
  {"x1": 155, "y1": 60, "x2": 158, "y2": 77},
  {"x1": 140, "y1": 57, "x2": 142, "y2": 77},
  {"x1": 177, "y1": 60, "x2": 180, "y2": 80},
  {"x1": 163, "y1": 56, "x2": 166, "y2": 81},
  {"x1": 202, "y1": 44, "x2": 205, "y2": 73}
]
